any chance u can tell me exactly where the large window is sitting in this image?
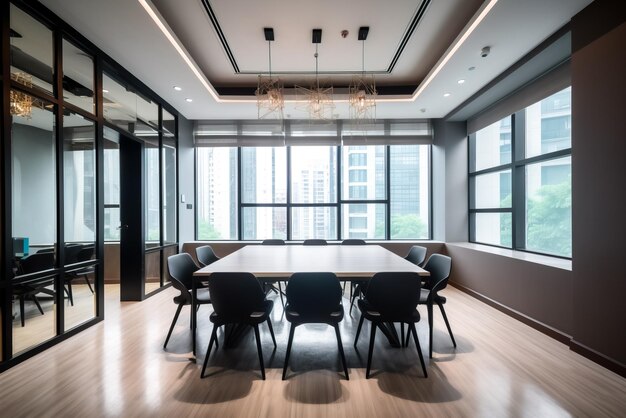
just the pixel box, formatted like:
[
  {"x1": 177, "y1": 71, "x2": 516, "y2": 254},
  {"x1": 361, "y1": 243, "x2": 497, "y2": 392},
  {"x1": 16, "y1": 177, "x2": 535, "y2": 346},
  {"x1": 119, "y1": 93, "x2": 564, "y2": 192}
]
[
  {"x1": 196, "y1": 137, "x2": 430, "y2": 240},
  {"x1": 469, "y1": 87, "x2": 572, "y2": 258}
]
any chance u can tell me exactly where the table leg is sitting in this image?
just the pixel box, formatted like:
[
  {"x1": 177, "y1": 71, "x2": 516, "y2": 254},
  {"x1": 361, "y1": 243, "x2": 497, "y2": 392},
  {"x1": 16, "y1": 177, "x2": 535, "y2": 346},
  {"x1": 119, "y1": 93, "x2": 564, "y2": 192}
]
[
  {"x1": 377, "y1": 322, "x2": 401, "y2": 347},
  {"x1": 192, "y1": 278, "x2": 197, "y2": 358}
]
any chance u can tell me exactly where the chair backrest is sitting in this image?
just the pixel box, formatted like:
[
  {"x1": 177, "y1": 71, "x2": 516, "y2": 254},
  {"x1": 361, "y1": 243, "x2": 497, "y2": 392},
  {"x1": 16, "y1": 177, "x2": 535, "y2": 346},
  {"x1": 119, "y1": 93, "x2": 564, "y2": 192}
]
[
  {"x1": 364, "y1": 272, "x2": 422, "y2": 320},
  {"x1": 303, "y1": 239, "x2": 327, "y2": 246},
  {"x1": 19, "y1": 252, "x2": 55, "y2": 274},
  {"x1": 167, "y1": 253, "x2": 198, "y2": 293},
  {"x1": 208, "y1": 272, "x2": 266, "y2": 319},
  {"x1": 423, "y1": 254, "x2": 452, "y2": 294},
  {"x1": 76, "y1": 245, "x2": 95, "y2": 262},
  {"x1": 286, "y1": 272, "x2": 341, "y2": 317},
  {"x1": 195, "y1": 245, "x2": 219, "y2": 267},
  {"x1": 341, "y1": 239, "x2": 366, "y2": 245},
  {"x1": 64, "y1": 244, "x2": 84, "y2": 265},
  {"x1": 262, "y1": 239, "x2": 285, "y2": 245},
  {"x1": 405, "y1": 245, "x2": 427, "y2": 267}
]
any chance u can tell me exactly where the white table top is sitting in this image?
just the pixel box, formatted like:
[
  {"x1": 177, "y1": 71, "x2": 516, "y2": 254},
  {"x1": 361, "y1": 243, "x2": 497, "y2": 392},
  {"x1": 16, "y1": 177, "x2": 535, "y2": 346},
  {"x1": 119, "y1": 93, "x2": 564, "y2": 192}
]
[{"x1": 194, "y1": 245, "x2": 429, "y2": 278}]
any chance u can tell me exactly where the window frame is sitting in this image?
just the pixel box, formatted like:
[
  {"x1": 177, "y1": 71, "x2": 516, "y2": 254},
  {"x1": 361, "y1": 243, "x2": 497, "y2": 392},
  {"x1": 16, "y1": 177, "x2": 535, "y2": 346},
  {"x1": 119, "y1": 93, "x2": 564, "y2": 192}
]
[{"x1": 468, "y1": 89, "x2": 572, "y2": 259}]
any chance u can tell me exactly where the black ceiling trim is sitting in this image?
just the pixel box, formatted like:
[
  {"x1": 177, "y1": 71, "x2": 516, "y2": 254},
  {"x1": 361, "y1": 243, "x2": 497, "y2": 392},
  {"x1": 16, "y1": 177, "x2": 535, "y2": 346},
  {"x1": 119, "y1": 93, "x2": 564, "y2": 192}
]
[
  {"x1": 201, "y1": 0, "x2": 431, "y2": 77},
  {"x1": 387, "y1": 0, "x2": 432, "y2": 72},
  {"x1": 200, "y1": 0, "x2": 240, "y2": 73}
]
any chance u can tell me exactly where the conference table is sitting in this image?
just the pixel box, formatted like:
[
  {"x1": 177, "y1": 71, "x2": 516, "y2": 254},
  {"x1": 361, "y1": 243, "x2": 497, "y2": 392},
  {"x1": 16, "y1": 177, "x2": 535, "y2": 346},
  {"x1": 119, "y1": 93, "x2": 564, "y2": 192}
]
[{"x1": 191, "y1": 244, "x2": 429, "y2": 356}]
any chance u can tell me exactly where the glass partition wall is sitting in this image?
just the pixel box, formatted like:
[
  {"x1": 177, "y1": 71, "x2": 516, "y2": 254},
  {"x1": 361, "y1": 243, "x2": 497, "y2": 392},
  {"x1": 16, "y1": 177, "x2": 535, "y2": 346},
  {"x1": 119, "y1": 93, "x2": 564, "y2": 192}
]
[{"x1": 1, "y1": 1, "x2": 178, "y2": 370}]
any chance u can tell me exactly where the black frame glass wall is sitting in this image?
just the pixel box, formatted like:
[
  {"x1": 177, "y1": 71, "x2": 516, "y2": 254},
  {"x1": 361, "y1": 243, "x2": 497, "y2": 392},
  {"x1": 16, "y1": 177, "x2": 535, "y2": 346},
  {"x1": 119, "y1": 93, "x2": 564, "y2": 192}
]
[{"x1": 0, "y1": 0, "x2": 179, "y2": 371}]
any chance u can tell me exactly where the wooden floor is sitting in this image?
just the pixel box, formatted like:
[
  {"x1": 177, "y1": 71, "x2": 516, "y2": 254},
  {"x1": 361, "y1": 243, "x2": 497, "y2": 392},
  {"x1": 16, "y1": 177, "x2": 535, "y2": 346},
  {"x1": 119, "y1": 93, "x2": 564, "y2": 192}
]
[{"x1": 0, "y1": 284, "x2": 624, "y2": 418}]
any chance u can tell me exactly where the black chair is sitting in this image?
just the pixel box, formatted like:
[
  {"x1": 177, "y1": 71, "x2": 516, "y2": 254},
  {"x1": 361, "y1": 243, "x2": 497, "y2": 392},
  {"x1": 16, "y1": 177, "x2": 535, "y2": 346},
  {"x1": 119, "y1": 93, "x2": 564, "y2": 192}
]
[
  {"x1": 302, "y1": 239, "x2": 327, "y2": 246},
  {"x1": 261, "y1": 239, "x2": 286, "y2": 307},
  {"x1": 62, "y1": 244, "x2": 86, "y2": 306},
  {"x1": 15, "y1": 252, "x2": 56, "y2": 327},
  {"x1": 342, "y1": 239, "x2": 367, "y2": 310},
  {"x1": 195, "y1": 245, "x2": 220, "y2": 267},
  {"x1": 409, "y1": 254, "x2": 456, "y2": 358},
  {"x1": 201, "y1": 272, "x2": 276, "y2": 380},
  {"x1": 354, "y1": 271, "x2": 427, "y2": 378},
  {"x1": 405, "y1": 245, "x2": 428, "y2": 268},
  {"x1": 164, "y1": 253, "x2": 212, "y2": 349},
  {"x1": 64, "y1": 245, "x2": 96, "y2": 306},
  {"x1": 282, "y1": 272, "x2": 349, "y2": 380}
]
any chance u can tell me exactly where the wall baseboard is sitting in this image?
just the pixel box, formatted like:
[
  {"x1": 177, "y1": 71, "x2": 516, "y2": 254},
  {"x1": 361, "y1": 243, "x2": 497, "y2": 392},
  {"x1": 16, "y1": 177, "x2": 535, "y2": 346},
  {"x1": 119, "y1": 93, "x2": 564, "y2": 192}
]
[
  {"x1": 450, "y1": 281, "x2": 626, "y2": 378},
  {"x1": 449, "y1": 281, "x2": 571, "y2": 344},
  {"x1": 570, "y1": 340, "x2": 626, "y2": 378}
]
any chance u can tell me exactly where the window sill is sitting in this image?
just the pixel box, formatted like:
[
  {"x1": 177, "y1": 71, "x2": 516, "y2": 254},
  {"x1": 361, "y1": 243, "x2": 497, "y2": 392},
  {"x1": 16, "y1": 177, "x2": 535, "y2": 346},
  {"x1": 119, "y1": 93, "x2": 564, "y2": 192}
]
[{"x1": 445, "y1": 242, "x2": 572, "y2": 271}]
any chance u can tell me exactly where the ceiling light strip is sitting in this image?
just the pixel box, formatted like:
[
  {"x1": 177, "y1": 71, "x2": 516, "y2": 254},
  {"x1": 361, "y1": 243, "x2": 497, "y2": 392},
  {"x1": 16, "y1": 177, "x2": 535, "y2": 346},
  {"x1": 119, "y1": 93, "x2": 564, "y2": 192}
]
[{"x1": 410, "y1": 0, "x2": 499, "y2": 101}]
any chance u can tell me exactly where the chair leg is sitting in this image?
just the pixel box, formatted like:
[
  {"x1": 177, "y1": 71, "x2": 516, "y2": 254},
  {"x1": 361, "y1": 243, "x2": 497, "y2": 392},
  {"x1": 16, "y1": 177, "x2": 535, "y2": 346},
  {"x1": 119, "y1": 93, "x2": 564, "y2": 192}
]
[
  {"x1": 349, "y1": 288, "x2": 359, "y2": 315},
  {"x1": 427, "y1": 302, "x2": 434, "y2": 358},
  {"x1": 266, "y1": 318, "x2": 277, "y2": 348},
  {"x1": 253, "y1": 324, "x2": 266, "y2": 380},
  {"x1": 438, "y1": 302, "x2": 457, "y2": 347},
  {"x1": 163, "y1": 303, "x2": 183, "y2": 349},
  {"x1": 277, "y1": 282, "x2": 285, "y2": 308},
  {"x1": 354, "y1": 315, "x2": 365, "y2": 347},
  {"x1": 410, "y1": 323, "x2": 428, "y2": 378},
  {"x1": 67, "y1": 282, "x2": 74, "y2": 306},
  {"x1": 282, "y1": 323, "x2": 296, "y2": 380},
  {"x1": 84, "y1": 274, "x2": 94, "y2": 293},
  {"x1": 201, "y1": 324, "x2": 218, "y2": 378},
  {"x1": 400, "y1": 323, "x2": 405, "y2": 348},
  {"x1": 366, "y1": 322, "x2": 377, "y2": 379},
  {"x1": 333, "y1": 324, "x2": 349, "y2": 380},
  {"x1": 20, "y1": 296, "x2": 25, "y2": 327},
  {"x1": 32, "y1": 295, "x2": 44, "y2": 315}
]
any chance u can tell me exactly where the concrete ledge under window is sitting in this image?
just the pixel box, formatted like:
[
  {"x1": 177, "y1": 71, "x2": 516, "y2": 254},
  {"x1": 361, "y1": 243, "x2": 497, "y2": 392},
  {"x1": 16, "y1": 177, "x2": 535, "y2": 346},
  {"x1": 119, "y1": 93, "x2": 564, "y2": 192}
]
[{"x1": 446, "y1": 242, "x2": 572, "y2": 271}]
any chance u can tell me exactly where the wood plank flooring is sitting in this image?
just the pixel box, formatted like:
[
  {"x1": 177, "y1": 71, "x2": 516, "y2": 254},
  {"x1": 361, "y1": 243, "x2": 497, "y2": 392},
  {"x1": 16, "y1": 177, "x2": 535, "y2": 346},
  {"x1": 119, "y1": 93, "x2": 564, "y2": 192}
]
[{"x1": 0, "y1": 284, "x2": 624, "y2": 417}]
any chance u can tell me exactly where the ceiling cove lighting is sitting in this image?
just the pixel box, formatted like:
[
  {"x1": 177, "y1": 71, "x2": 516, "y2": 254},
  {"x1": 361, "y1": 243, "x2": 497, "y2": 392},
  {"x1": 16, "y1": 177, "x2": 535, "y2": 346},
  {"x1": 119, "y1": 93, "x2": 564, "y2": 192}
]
[
  {"x1": 348, "y1": 26, "x2": 377, "y2": 120},
  {"x1": 296, "y1": 29, "x2": 335, "y2": 120},
  {"x1": 410, "y1": 0, "x2": 498, "y2": 101},
  {"x1": 256, "y1": 27, "x2": 285, "y2": 119},
  {"x1": 137, "y1": 0, "x2": 254, "y2": 103}
]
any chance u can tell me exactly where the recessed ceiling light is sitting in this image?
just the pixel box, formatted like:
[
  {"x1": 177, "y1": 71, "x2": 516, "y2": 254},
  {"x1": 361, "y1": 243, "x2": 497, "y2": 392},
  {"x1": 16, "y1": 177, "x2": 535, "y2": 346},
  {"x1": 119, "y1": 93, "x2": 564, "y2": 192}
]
[
  {"x1": 173, "y1": 86, "x2": 182, "y2": 91},
  {"x1": 420, "y1": 108, "x2": 426, "y2": 113},
  {"x1": 458, "y1": 79, "x2": 466, "y2": 84},
  {"x1": 443, "y1": 93, "x2": 451, "y2": 98},
  {"x1": 185, "y1": 98, "x2": 193, "y2": 102},
  {"x1": 102, "y1": 89, "x2": 109, "y2": 93}
]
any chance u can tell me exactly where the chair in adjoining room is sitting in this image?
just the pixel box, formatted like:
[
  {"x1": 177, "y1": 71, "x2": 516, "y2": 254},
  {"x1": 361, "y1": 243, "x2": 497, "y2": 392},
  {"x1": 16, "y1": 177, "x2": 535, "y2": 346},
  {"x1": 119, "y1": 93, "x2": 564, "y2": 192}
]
[
  {"x1": 195, "y1": 245, "x2": 220, "y2": 267},
  {"x1": 341, "y1": 239, "x2": 366, "y2": 245},
  {"x1": 302, "y1": 239, "x2": 327, "y2": 246},
  {"x1": 282, "y1": 272, "x2": 349, "y2": 380},
  {"x1": 411, "y1": 253, "x2": 456, "y2": 358},
  {"x1": 354, "y1": 271, "x2": 428, "y2": 378},
  {"x1": 405, "y1": 245, "x2": 428, "y2": 268},
  {"x1": 201, "y1": 272, "x2": 276, "y2": 380},
  {"x1": 63, "y1": 243, "x2": 87, "y2": 306},
  {"x1": 261, "y1": 239, "x2": 286, "y2": 307},
  {"x1": 15, "y1": 251, "x2": 56, "y2": 327},
  {"x1": 164, "y1": 253, "x2": 211, "y2": 349}
]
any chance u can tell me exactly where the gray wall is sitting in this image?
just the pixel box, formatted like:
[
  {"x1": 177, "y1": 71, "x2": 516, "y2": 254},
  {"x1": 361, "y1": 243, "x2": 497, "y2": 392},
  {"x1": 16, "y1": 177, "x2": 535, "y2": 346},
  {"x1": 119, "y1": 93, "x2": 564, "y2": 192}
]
[
  {"x1": 432, "y1": 120, "x2": 468, "y2": 242},
  {"x1": 177, "y1": 115, "x2": 195, "y2": 245},
  {"x1": 12, "y1": 124, "x2": 56, "y2": 245},
  {"x1": 571, "y1": 1, "x2": 626, "y2": 367}
]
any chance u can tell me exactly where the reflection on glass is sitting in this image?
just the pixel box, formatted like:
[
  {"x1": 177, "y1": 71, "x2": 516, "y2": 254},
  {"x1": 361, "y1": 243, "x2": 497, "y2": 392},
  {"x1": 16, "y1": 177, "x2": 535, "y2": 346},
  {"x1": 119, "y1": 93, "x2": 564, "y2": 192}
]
[
  {"x1": 145, "y1": 136, "x2": 160, "y2": 245},
  {"x1": 291, "y1": 146, "x2": 337, "y2": 203},
  {"x1": 291, "y1": 207, "x2": 337, "y2": 240},
  {"x1": 474, "y1": 213, "x2": 512, "y2": 247},
  {"x1": 471, "y1": 117, "x2": 511, "y2": 172},
  {"x1": 525, "y1": 87, "x2": 571, "y2": 158},
  {"x1": 241, "y1": 147, "x2": 286, "y2": 203},
  {"x1": 163, "y1": 109, "x2": 176, "y2": 137},
  {"x1": 162, "y1": 134, "x2": 177, "y2": 244},
  {"x1": 63, "y1": 112, "x2": 96, "y2": 259},
  {"x1": 104, "y1": 136, "x2": 120, "y2": 241},
  {"x1": 242, "y1": 207, "x2": 286, "y2": 240},
  {"x1": 103, "y1": 73, "x2": 137, "y2": 133},
  {"x1": 197, "y1": 148, "x2": 238, "y2": 239},
  {"x1": 63, "y1": 39, "x2": 95, "y2": 113},
  {"x1": 342, "y1": 204, "x2": 384, "y2": 239},
  {"x1": 64, "y1": 253, "x2": 96, "y2": 330},
  {"x1": 390, "y1": 145, "x2": 430, "y2": 239},
  {"x1": 162, "y1": 246, "x2": 177, "y2": 285},
  {"x1": 145, "y1": 251, "x2": 161, "y2": 295},
  {"x1": 525, "y1": 157, "x2": 571, "y2": 257},
  {"x1": 471, "y1": 170, "x2": 512, "y2": 209},
  {"x1": 341, "y1": 146, "x2": 384, "y2": 201},
  {"x1": 10, "y1": 4, "x2": 54, "y2": 96},
  {"x1": 11, "y1": 94, "x2": 56, "y2": 269},
  {"x1": 12, "y1": 275, "x2": 57, "y2": 355}
]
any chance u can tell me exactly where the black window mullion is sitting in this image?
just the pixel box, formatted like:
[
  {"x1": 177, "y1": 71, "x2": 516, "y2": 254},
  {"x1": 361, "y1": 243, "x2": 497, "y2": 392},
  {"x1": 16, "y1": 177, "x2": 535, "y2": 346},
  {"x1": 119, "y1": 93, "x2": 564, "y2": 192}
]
[
  {"x1": 54, "y1": 26, "x2": 65, "y2": 336},
  {"x1": 385, "y1": 145, "x2": 391, "y2": 240},
  {"x1": 237, "y1": 147, "x2": 242, "y2": 240},
  {"x1": 286, "y1": 145, "x2": 292, "y2": 240},
  {"x1": 336, "y1": 145, "x2": 342, "y2": 239},
  {"x1": 513, "y1": 111, "x2": 526, "y2": 250}
]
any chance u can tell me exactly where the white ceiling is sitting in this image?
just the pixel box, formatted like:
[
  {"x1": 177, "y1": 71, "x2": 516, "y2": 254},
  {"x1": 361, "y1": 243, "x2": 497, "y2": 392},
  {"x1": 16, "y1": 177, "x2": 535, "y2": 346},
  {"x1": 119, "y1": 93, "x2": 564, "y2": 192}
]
[{"x1": 39, "y1": 0, "x2": 593, "y2": 120}]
